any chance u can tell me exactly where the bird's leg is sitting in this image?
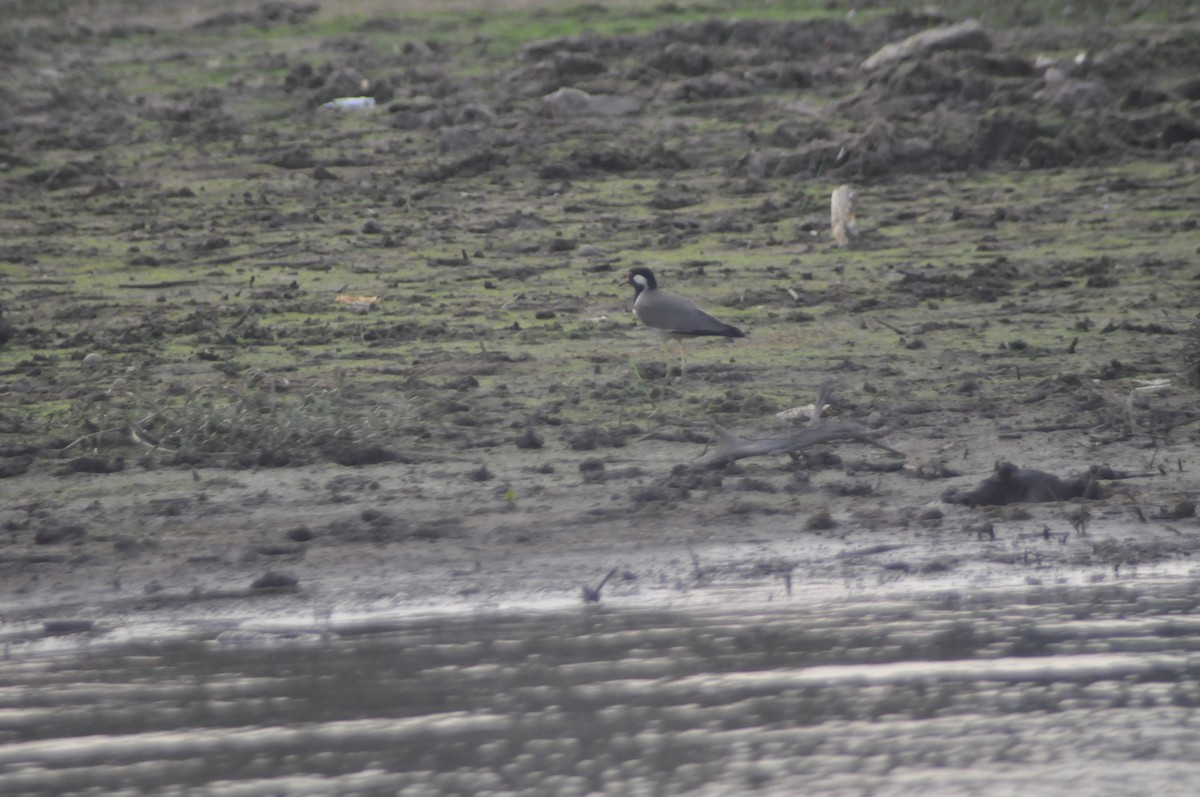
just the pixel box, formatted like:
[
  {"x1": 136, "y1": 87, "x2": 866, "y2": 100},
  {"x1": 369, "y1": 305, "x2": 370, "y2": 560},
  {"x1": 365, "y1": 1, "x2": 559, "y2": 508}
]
[
  {"x1": 657, "y1": 341, "x2": 674, "y2": 386},
  {"x1": 677, "y1": 340, "x2": 687, "y2": 380}
]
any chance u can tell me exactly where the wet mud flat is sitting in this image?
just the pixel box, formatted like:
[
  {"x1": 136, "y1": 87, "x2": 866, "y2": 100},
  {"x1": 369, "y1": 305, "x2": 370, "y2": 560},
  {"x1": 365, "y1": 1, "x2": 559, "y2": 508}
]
[
  {"x1": 4, "y1": 577, "x2": 1200, "y2": 795},
  {"x1": 1, "y1": 0, "x2": 1199, "y2": 633},
  {"x1": 1, "y1": 1, "x2": 1200, "y2": 789}
]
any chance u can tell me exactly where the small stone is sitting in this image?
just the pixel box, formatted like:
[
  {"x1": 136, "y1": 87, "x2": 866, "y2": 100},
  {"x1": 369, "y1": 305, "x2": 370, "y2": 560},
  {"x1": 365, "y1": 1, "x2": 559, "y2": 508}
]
[
  {"x1": 81, "y1": 352, "x2": 103, "y2": 369},
  {"x1": 362, "y1": 218, "x2": 384, "y2": 234},
  {"x1": 866, "y1": 411, "x2": 885, "y2": 429},
  {"x1": 917, "y1": 506, "x2": 944, "y2": 521}
]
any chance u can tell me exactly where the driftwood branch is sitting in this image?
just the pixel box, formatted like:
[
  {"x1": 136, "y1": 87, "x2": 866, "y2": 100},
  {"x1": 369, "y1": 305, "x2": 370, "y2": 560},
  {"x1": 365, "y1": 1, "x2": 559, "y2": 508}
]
[
  {"x1": 695, "y1": 421, "x2": 904, "y2": 469},
  {"x1": 689, "y1": 381, "x2": 903, "y2": 469}
]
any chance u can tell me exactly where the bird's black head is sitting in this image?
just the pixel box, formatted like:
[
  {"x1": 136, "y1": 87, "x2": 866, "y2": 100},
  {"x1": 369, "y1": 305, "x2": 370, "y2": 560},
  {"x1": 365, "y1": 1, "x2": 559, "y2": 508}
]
[{"x1": 627, "y1": 267, "x2": 657, "y2": 297}]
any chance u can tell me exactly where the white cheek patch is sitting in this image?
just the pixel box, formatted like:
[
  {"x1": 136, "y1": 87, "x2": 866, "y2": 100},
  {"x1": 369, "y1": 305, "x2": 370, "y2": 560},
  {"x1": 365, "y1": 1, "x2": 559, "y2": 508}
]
[{"x1": 632, "y1": 274, "x2": 649, "y2": 290}]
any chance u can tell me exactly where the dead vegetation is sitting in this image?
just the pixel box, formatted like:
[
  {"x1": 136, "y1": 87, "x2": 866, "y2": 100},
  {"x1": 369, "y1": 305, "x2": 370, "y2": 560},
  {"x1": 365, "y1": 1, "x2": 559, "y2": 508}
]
[{"x1": 44, "y1": 370, "x2": 414, "y2": 469}]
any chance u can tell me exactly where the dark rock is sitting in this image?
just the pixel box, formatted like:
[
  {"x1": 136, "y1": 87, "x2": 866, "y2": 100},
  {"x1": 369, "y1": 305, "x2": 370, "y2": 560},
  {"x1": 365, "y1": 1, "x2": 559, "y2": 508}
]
[
  {"x1": 326, "y1": 444, "x2": 399, "y2": 466},
  {"x1": 546, "y1": 237, "x2": 577, "y2": 252},
  {"x1": 566, "y1": 426, "x2": 627, "y2": 450},
  {"x1": 0, "y1": 455, "x2": 33, "y2": 478},
  {"x1": 35, "y1": 524, "x2": 86, "y2": 545},
  {"x1": 250, "y1": 571, "x2": 299, "y2": 590},
  {"x1": 263, "y1": 147, "x2": 315, "y2": 169},
  {"x1": 804, "y1": 510, "x2": 837, "y2": 530},
  {"x1": 43, "y1": 620, "x2": 95, "y2": 636},
  {"x1": 943, "y1": 461, "x2": 1111, "y2": 506},
  {"x1": 671, "y1": 73, "x2": 755, "y2": 101},
  {"x1": 515, "y1": 428, "x2": 544, "y2": 450},
  {"x1": 287, "y1": 526, "x2": 315, "y2": 542},
  {"x1": 1172, "y1": 500, "x2": 1196, "y2": 519},
  {"x1": 549, "y1": 52, "x2": 607, "y2": 77},
  {"x1": 1160, "y1": 118, "x2": 1200, "y2": 147},
  {"x1": 67, "y1": 456, "x2": 125, "y2": 474},
  {"x1": 1176, "y1": 77, "x2": 1200, "y2": 100},
  {"x1": 649, "y1": 42, "x2": 714, "y2": 76},
  {"x1": 1121, "y1": 87, "x2": 1169, "y2": 110}
]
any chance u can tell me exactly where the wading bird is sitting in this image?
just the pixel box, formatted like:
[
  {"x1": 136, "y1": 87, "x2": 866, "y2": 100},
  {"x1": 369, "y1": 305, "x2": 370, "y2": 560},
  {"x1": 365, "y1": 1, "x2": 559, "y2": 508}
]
[{"x1": 626, "y1": 267, "x2": 744, "y2": 377}]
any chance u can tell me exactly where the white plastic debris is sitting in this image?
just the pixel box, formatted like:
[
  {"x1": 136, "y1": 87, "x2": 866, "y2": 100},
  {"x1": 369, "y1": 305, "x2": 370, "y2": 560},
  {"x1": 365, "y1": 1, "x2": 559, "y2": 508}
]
[
  {"x1": 775, "y1": 403, "x2": 831, "y2": 422},
  {"x1": 1131, "y1": 378, "x2": 1171, "y2": 393},
  {"x1": 830, "y1": 184, "x2": 859, "y2": 247},
  {"x1": 323, "y1": 96, "x2": 376, "y2": 110}
]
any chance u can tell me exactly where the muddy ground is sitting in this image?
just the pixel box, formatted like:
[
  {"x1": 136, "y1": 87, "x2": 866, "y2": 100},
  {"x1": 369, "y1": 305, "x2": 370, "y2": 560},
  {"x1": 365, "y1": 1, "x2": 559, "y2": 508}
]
[{"x1": 2, "y1": 0, "x2": 1200, "y2": 638}]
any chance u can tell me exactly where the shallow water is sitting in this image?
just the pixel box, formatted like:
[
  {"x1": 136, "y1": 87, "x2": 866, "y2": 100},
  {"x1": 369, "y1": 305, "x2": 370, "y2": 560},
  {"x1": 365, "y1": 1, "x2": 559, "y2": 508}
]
[{"x1": 4, "y1": 579, "x2": 1200, "y2": 796}]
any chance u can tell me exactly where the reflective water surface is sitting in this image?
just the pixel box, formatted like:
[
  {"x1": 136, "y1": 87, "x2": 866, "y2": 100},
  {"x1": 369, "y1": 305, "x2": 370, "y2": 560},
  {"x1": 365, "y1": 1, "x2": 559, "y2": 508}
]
[{"x1": 4, "y1": 579, "x2": 1200, "y2": 796}]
